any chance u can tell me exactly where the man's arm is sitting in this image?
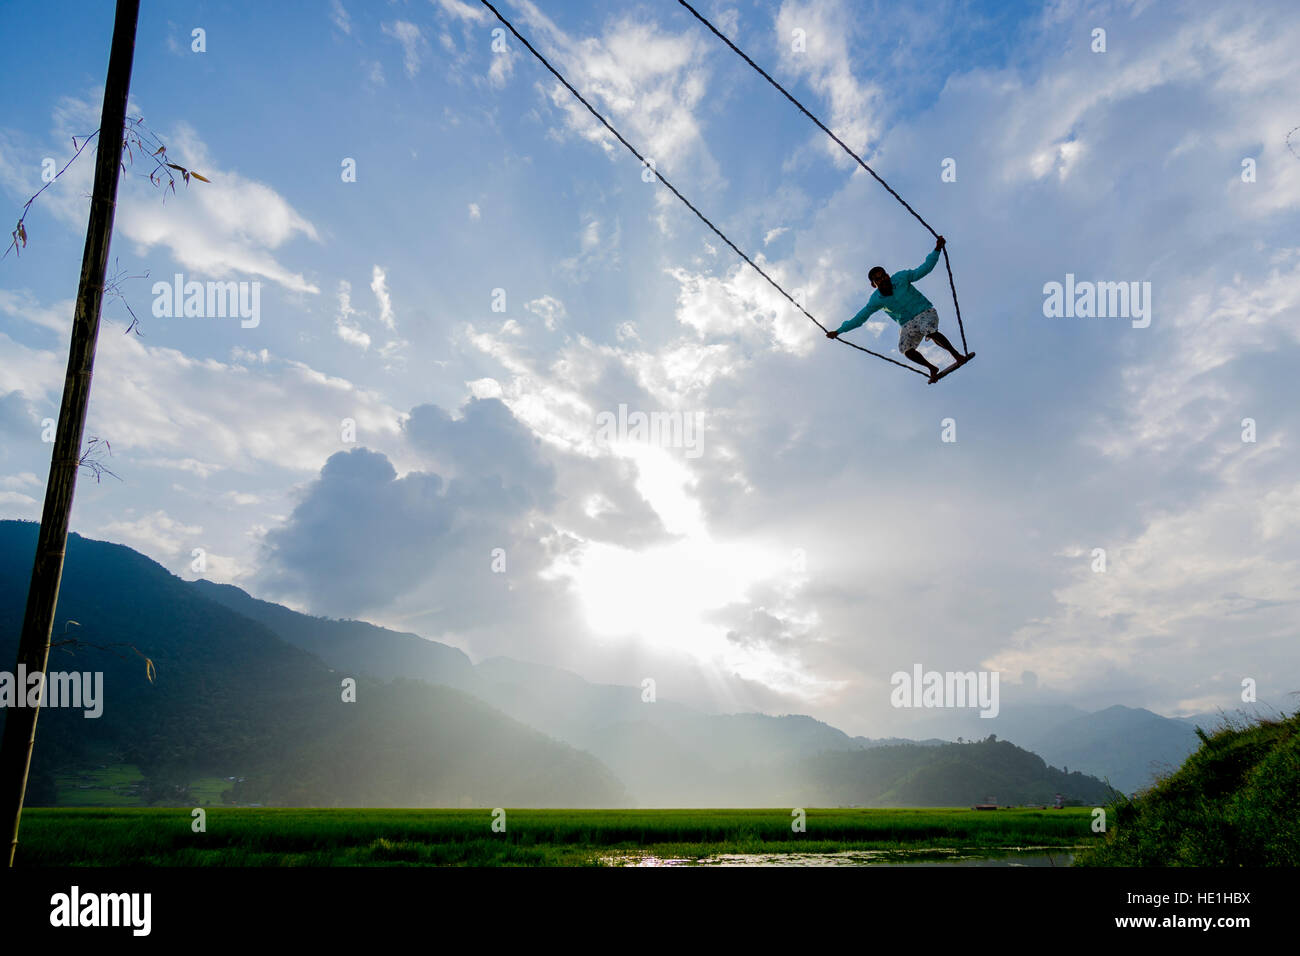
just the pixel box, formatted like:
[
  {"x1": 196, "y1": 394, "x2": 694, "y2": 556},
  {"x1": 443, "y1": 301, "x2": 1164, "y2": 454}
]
[
  {"x1": 828, "y1": 300, "x2": 880, "y2": 337},
  {"x1": 904, "y1": 246, "x2": 941, "y2": 283}
]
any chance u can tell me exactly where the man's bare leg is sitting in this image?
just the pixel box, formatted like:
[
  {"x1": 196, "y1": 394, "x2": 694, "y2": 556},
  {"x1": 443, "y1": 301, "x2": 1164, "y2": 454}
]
[
  {"x1": 904, "y1": 348, "x2": 940, "y2": 382},
  {"x1": 926, "y1": 331, "x2": 966, "y2": 363}
]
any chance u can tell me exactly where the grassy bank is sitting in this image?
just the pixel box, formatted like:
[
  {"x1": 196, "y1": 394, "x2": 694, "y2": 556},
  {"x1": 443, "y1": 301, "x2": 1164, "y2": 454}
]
[{"x1": 1077, "y1": 710, "x2": 1298, "y2": 866}]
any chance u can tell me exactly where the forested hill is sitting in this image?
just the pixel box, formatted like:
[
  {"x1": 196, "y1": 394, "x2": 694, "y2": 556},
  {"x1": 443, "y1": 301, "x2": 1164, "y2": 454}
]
[
  {"x1": 796, "y1": 737, "x2": 1119, "y2": 807},
  {"x1": 0, "y1": 520, "x2": 627, "y2": 807}
]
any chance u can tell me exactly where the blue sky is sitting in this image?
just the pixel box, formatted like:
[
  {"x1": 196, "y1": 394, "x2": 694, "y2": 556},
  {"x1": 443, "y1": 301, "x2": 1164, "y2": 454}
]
[{"x1": 2, "y1": 0, "x2": 1298, "y2": 738}]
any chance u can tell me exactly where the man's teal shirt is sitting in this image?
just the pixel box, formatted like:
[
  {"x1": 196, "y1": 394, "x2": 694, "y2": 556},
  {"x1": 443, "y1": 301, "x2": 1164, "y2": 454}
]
[{"x1": 836, "y1": 248, "x2": 940, "y2": 334}]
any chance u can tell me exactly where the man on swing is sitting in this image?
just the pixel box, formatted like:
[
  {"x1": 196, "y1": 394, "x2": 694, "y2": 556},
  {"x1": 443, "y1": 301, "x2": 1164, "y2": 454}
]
[{"x1": 826, "y1": 236, "x2": 972, "y2": 383}]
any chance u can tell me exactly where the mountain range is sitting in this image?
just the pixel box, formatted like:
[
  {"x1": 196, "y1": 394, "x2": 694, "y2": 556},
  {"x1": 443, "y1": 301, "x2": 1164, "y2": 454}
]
[{"x1": 0, "y1": 519, "x2": 1210, "y2": 805}]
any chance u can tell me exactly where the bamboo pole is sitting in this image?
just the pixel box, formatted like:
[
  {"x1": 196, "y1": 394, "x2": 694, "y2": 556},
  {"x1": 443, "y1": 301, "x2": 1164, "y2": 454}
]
[{"x1": 0, "y1": 0, "x2": 141, "y2": 867}]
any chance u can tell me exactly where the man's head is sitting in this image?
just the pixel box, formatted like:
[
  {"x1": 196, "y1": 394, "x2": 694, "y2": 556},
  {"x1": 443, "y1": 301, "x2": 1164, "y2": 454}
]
[{"x1": 869, "y1": 266, "x2": 893, "y2": 296}]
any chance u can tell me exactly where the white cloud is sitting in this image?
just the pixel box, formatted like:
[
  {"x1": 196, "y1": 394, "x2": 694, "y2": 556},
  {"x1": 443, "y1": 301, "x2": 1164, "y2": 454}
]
[
  {"x1": 330, "y1": 0, "x2": 351, "y2": 35},
  {"x1": 513, "y1": 3, "x2": 722, "y2": 212},
  {"x1": 383, "y1": 20, "x2": 427, "y2": 78},
  {"x1": 230, "y1": 347, "x2": 270, "y2": 365},
  {"x1": 1029, "y1": 137, "x2": 1084, "y2": 181},
  {"x1": 0, "y1": 108, "x2": 325, "y2": 295},
  {"x1": 0, "y1": 294, "x2": 406, "y2": 476},
  {"x1": 775, "y1": 0, "x2": 883, "y2": 165},
  {"x1": 334, "y1": 280, "x2": 370, "y2": 350},
  {"x1": 0, "y1": 290, "x2": 67, "y2": 333},
  {"x1": 559, "y1": 215, "x2": 620, "y2": 279},
  {"x1": 119, "y1": 124, "x2": 322, "y2": 294},
  {"x1": 136, "y1": 457, "x2": 223, "y2": 479},
  {"x1": 377, "y1": 337, "x2": 408, "y2": 368},
  {"x1": 988, "y1": 480, "x2": 1300, "y2": 708},
  {"x1": 222, "y1": 490, "x2": 265, "y2": 507},
  {"x1": 433, "y1": 0, "x2": 489, "y2": 24},
  {"x1": 98, "y1": 509, "x2": 202, "y2": 560},
  {"x1": 524, "y1": 295, "x2": 565, "y2": 330},
  {"x1": 370, "y1": 265, "x2": 395, "y2": 330},
  {"x1": 487, "y1": 40, "x2": 517, "y2": 88},
  {"x1": 335, "y1": 323, "x2": 371, "y2": 350},
  {"x1": 1090, "y1": 256, "x2": 1300, "y2": 460},
  {"x1": 0, "y1": 490, "x2": 38, "y2": 515},
  {"x1": 667, "y1": 259, "x2": 812, "y2": 355}
]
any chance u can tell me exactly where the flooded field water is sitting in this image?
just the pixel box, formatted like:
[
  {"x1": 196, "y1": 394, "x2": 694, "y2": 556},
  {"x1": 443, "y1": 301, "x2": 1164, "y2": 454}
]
[{"x1": 608, "y1": 848, "x2": 1077, "y2": 867}]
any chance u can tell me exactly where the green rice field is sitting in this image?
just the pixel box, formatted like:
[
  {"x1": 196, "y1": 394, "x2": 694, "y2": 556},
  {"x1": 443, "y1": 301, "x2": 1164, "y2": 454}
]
[{"x1": 14, "y1": 807, "x2": 1102, "y2": 866}]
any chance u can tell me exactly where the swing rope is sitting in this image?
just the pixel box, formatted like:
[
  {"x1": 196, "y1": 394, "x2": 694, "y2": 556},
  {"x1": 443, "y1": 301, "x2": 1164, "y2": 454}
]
[
  {"x1": 677, "y1": 0, "x2": 967, "y2": 355},
  {"x1": 476, "y1": 0, "x2": 927, "y2": 374}
]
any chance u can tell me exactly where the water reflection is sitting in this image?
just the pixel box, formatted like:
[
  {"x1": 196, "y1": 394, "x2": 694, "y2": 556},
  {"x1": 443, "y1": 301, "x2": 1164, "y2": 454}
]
[{"x1": 607, "y1": 849, "x2": 1076, "y2": 867}]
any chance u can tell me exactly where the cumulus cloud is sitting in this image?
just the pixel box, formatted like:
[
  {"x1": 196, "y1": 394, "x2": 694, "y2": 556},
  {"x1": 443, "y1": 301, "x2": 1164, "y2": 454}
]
[
  {"x1": 403, "y1": 397, "x2": 556, "y2": 501},
  {"x1": 260, "y1": 448, "x2": 455, "y2": 612},
  {"x1": 258, "y1": 399, "x2": 574, "y2": 644}
]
